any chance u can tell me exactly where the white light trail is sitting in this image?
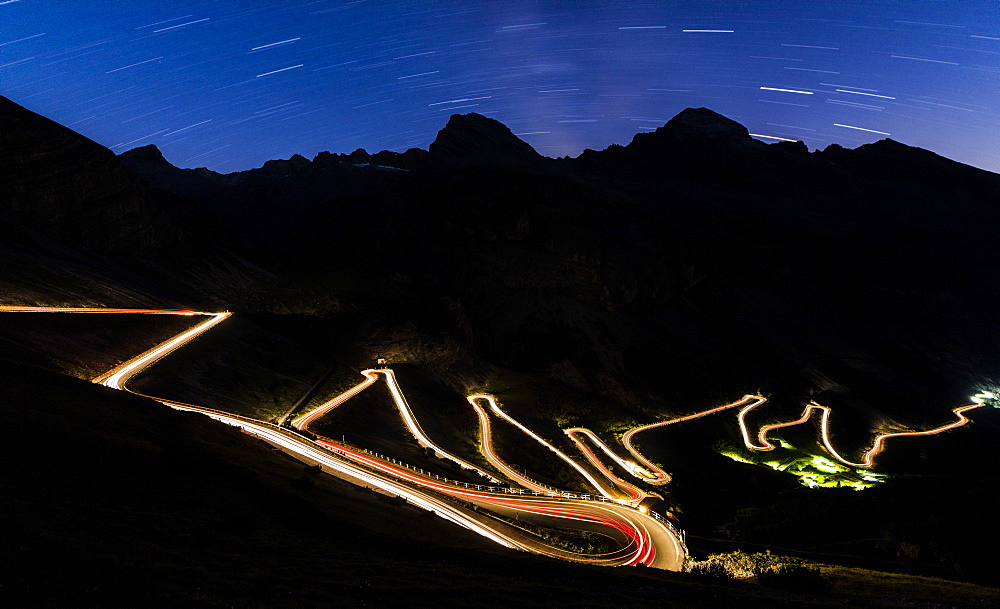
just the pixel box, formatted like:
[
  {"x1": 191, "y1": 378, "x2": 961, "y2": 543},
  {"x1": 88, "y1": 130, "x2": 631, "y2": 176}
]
[
  {"x1": 0, "y1": 33, "x2": 46, "y2": 46},
  {"x1": 256, "y1": 65, "x2": 304, "y2": 78},
  {"x1": 136, "y1": 15, "x2": 193, "y2": 30},
  {"x1": 781, "y1": 44, "x2": 839, "y2": 50},
  {"x1": 375, "y1": 371, "x2": 499, "y2": 482},
  {"x1": 106, "y1": 57, "x2": 163, "y2": 74},
  {"x1": 749, "y1": 133, "x2": 799, "y2": 142},
  {"x1": 472, "y1": 395, "x2": 622, "y2": 501},
  {"x1": 397, "y1": 71, "x2": 439, "y2": 79},
  {"x1": 428, "y1": 96, "x2": 491, "y2": 106},
  {"x1": 833, "y1": 123, "x2": 891, "y2": 135},
  {"x1": 835, "y1": 89, "x2": 896, "y2": 99},
  {"x1": 153, "y1": 18, "x2": 210, "y2": 33},
  {"x1": 467, "y1": 395, "x2": 562, "y2": 495},
  {"x1": 250, "y1": 38, "x2": 301, "y2": 51},
  {"x1": 162, "y1": 119, "x2": 212, "y2": 137},
  {"x1": 760, "y1": 87, "x2": 814, "y2": 95},
  {"x1": 890, "y1": 55, "x2": 959, "y2": 65},
  {"x1": 93, "y1": 312, "x2": 231, "y2": 389}
]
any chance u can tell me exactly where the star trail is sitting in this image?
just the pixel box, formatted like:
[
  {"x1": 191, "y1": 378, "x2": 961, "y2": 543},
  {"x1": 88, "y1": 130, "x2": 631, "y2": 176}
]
[{"x1": 2, "y1": 1, "x2": 997, "y2": 172}]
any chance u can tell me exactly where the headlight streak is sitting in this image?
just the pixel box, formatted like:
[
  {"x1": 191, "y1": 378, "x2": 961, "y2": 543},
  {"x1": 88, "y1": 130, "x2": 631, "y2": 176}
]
[
  {"x1": 93, "y1": 312, "x2": 232, "y2": 389},
  {"x1": 180, "y1": 404, "x2": 522, "y2": 549},
  {"x1": 467, "y1": 395, "x2": 563, "y2": 496},
  {"x1": 369, "y1": 370, "x2": 499, "y2": 482},
  {"x1": 469, "y1": 394, "x2": 624, "y2": 503},
  {"x1": 318, "y1": 438, "x2": 653, "y2": 564},
  {"x1": 285, "y1": 368, "x2": 500, "y2": 483},
  {"x1": 291, "y1": 371, "x2": 378, "y2": 430},
  {"x1": 0, "y1": 304, "x2": 687, "y2": 570},
  {"x1": 563, "y1": 427, "x2": 649, "y2": 504},
  {"x1": 0, "y1": 306, "x2": 202, "y2": 315},
  {"x1": 737, "y1": 399, "x2": 986, "y2": 468},
  {"x1": 620, "y1": 395, "x2": 766, "y2": 484}
]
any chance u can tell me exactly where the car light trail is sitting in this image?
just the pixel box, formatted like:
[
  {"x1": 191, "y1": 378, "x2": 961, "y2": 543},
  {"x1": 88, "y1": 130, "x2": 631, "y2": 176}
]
[
  {"x1": 563, "y1": 427, "x2": 649, "y2": 504},
  {"x1": 0, "y1": 306, "x2": 202, "y2": 315},
  {"x1": 469, "y1": 394, "x2": 627, "y2": 503},
  {"x1": 293, "y1": 368, "x2": 499, "y2": 483},
  {"x1": 291, "y1": 371, "x2": 378, "y2": 430},
  {"x1": 317, "y1": 438, "x2": 674, "y2": 566},
  {"x1": 371, "y1": 370, "x2": 500, "y2": 482},
  {"x1": 92, "y1": 312, "x2": 231, "y2": 389},
  {"x1": 737, "y1": 399, "x2": 986, "y2": 468},
  {"x1": 0, "y1": 304, "x2": 687, "y2": 570},
  {"x1": 620, "y1": 395, "x2": 766, "y2": 484},
  {"x1": 467, "y1": 395, "x2": 563, "y2": 496},
  {"x1": 282, "y1": 371, "x2": 680, "y2": 563}
]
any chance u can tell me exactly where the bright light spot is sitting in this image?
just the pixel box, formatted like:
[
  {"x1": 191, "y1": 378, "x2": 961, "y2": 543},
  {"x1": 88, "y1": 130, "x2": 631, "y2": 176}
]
[
  {"x1": 810, "y1": 456, "x2": 845, "y2": 473},
  {"x1": 971, "y1": 391, "x2": 996, "y2": 405}
]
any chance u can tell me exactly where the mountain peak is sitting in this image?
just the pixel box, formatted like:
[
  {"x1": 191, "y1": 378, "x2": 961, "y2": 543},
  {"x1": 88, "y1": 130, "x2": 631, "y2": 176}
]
[
  {"x1": 622, "y1": 107, "x2": 766, "y2": 164},
  {"x1": 120, "y1": 144, "x2": 167, "y2": 163},
  {"x1": 428, "y1": 112, "x2": 543, "y2": 169},
  {"x1": 662, "y1": 107, "x2": 752, "y2": 140},
  {"x1": 630, "y1": 107, "x2": 756, "y2": 148}
]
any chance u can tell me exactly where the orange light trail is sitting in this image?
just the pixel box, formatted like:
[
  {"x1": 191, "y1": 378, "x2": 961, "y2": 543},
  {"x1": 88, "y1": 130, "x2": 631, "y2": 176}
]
[
  {"x1": 466, "y1": 395, "x2": 562, "y2": 496},
  {"x1": 620, "y1": 395, "x2": 766, "y2": 484},
  {"x1": 736, "y1": 399, "x2": 986, "y2": 468},
  {"x1": 0, "y1": 306, "x2": 203, "y2": 315},
  {"x1": 286, "y1": 377, "x2": 682, "y2": 563},
  {"x1": 291, "y1": 371, "x2": 378, "y2": 430},
  {"x1": 0, "y1": 303, "x2": 696, "y2": 570},
  {"x1": 468, "y1": 394, "x2": 634, "y2": 504},
  {"x1": 563, "y1": 427, "x2": 649, "y2": 503},
  {"x1": 92, "y1": 312, "x2": 231, "y2": 389}
]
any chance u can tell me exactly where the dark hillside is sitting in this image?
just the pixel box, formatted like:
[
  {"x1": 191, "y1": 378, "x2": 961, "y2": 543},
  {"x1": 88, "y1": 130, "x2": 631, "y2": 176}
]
[{"x1": 0, "y1": 95, "x2": 268, "y2": 308}]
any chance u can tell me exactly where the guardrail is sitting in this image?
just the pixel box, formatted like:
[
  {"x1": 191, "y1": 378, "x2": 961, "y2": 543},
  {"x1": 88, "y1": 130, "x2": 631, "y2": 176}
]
[
  {"x1": 153, "y1": 392, "x2": 692, "y2": 556},
  {"x1": 318, "y1": 441, "x2": 688, "y2": 550}
]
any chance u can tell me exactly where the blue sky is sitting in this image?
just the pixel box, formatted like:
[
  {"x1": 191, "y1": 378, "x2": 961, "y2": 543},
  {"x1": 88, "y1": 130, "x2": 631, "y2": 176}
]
[{"x1": 3, "y1": 1, "x2": 997, "y2": 172}]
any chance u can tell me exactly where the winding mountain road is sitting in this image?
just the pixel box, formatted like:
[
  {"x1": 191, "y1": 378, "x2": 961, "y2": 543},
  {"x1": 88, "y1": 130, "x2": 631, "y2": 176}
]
[{"x1": 1, "y1": 305, "x2": 685, "y2": 570}]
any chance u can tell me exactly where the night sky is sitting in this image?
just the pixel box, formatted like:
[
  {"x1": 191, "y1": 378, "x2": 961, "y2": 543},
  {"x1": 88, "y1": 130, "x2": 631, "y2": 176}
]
[{"x1": 3, "y1": 1, "x2": 997, "y2": 173}]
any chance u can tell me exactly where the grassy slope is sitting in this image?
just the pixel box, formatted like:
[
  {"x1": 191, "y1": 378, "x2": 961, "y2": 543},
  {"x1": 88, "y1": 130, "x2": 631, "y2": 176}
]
[{"x1": 1, "y1": 361, "x2": 997, "y2": 607}]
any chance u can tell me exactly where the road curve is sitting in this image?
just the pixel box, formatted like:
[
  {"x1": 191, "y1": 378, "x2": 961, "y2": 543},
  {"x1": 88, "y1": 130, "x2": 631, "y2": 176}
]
[
  {"x1": 293, "y1": 369, "x2": 500, "y2": 483},
  {"x1": 2, "y1": 305, "x2": 686, "y2": 570},
  {"x1": 738, "y1": 399, "x2": 985, "y2": 468},
  {"x1": 620, "y1": 395, "x2": 766, "y2": 484},
  {"x1": 469, "y1": 394, "x2": 636, "y2": 504}
]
